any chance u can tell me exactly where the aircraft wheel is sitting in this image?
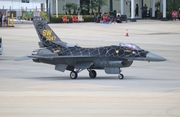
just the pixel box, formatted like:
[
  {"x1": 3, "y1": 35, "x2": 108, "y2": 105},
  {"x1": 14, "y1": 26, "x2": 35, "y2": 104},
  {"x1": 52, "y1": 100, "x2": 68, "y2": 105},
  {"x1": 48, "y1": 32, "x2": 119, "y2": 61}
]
[
  {"x1": 118, "y1": 74, "x2": 124, "y2": 79},
  {"x1": 89, "y1": 70, "x2": 97, "y2": 78},
  {"x1": 70, "y1": 71, "x2": 78, "y2": 79}
]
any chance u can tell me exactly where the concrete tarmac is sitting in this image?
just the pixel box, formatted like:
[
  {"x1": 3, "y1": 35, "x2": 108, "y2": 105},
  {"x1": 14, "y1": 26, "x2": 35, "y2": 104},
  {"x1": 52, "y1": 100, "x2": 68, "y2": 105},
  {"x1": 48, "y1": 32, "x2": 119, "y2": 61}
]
[{"x1": 0, "y1": 20, "x2": 180, "y2": 117}]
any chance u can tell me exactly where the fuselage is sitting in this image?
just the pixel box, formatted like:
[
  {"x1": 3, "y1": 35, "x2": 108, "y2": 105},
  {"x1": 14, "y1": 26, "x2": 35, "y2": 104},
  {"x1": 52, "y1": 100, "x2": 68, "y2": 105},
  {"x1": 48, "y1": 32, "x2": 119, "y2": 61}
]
[
  {"x1": 42, "y1": 43, "x2": 148, "y2": 58},
  {"x1": 32, "y1": 43, "x2": 150, "y2": 69}
]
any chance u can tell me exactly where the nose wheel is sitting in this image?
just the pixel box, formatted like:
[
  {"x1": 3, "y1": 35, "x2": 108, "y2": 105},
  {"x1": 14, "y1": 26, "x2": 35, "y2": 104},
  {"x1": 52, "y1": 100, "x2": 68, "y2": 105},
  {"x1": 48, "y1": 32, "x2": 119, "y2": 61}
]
[
  {"x1": 89, "y1": 70, "x2": 97, "y2": 78},
  {"x1": 70, "y1": 71, "x2": 78, "y2": 79},
  {"x1": 118, "y1": 74, "x2": 124, "y2": 79}
]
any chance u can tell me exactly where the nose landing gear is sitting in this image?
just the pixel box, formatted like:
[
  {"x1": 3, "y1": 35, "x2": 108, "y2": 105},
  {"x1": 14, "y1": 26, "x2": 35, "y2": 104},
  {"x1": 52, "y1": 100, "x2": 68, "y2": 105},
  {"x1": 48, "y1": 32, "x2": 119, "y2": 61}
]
[
  {"x1": 118, "y1": 69, "x2": 124, "y2": 79},
  {"x1": 118, "y1": 74, "x2": 124, "y2": 79}
]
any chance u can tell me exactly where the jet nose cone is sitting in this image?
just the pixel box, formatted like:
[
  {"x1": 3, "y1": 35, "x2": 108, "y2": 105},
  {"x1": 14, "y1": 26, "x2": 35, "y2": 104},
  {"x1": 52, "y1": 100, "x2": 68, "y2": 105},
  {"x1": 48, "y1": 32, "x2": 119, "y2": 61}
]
[{"x1": 146, "y1": 52, "x2": 166, "y2": 61}]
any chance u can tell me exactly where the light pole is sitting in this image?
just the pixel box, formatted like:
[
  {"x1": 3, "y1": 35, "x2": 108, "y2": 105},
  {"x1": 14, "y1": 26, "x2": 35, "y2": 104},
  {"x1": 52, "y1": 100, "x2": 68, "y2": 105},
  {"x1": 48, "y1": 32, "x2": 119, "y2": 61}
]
[
  {"x1": 56, "y1": 0, "x2": 58, "y2": 18},
  {"x1": 46, "y1": 0, "x2": 50, "y2": 22},
  {"x1": 46, "y1": 0, "x2": 48, "y2": 13}
]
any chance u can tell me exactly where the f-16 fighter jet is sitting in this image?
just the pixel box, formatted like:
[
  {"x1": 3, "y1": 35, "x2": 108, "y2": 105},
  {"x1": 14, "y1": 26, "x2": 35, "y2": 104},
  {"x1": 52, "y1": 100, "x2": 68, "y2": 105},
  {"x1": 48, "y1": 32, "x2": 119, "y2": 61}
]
[{"x1": 16, "y1": 16, "x2": 166, "y2": 79}]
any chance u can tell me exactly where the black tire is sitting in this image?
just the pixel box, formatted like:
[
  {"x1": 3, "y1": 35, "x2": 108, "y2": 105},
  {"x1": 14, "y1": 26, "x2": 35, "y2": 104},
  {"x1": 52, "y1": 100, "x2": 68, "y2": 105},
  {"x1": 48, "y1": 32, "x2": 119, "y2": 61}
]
[
  {"x1": 118, "y1": 74, "x2": 124, "y2": 79},
  {"x1": 89, "y1": 70, "x2": 97, "y2": 78},
  {"x1": 70, "y1": 71, "x2": 78, "y2": 79}
]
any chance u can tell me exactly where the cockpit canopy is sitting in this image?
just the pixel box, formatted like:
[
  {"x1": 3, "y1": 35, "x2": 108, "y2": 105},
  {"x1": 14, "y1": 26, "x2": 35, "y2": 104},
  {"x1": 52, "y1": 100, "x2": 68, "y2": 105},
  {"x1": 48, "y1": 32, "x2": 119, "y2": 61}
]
[
  {"x1": 66, "y1": 43, "x2": 80, "y2": 48},
  {"x1": 120, "y1": 43, "x2": 142, "y2": 50},
  {"x1": 113, "y1": 43, "x2": 142, "y2": 50}
]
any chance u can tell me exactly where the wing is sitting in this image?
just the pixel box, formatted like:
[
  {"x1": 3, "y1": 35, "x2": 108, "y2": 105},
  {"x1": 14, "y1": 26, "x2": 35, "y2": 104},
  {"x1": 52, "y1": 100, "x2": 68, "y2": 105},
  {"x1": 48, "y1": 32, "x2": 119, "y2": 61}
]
[{"x1": 15, "y1": 55, "x2": 97, "y2": 61}]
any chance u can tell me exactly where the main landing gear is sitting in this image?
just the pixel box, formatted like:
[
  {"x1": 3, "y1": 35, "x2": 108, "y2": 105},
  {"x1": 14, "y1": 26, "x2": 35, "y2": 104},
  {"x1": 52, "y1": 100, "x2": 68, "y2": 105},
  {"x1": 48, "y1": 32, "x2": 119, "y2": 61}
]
[
  {"x1": 70, "y1": 71, "x2": 78, "y2": 79},
  {"x1": 88, "y1": 69, "x2": 97, "y2": 78},
  {"x1": 70, "y1": 69, "x2": 97, "y2": 79},
  {"x1": 70, "y1": 69, "x2": 124, "y2": 79}
]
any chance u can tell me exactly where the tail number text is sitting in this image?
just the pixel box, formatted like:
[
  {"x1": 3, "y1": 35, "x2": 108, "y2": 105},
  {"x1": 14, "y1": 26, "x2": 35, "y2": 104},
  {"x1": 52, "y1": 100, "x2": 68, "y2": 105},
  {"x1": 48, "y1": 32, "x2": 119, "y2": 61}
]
[{"x1": 42, "y1": 30, "x2": 56, "y2": 41}]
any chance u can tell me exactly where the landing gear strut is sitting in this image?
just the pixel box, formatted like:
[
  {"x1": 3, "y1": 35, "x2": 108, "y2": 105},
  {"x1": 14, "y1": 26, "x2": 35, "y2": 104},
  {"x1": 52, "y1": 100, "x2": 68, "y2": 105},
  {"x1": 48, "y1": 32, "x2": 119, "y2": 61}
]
[{"x1": 118, "y1": 69, "x2": 124, "y2": 79}]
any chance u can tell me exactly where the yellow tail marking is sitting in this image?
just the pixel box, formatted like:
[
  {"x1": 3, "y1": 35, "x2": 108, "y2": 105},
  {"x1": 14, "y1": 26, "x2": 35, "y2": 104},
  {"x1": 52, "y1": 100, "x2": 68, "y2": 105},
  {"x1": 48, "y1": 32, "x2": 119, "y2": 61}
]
[
  {"x1": 46, "y1": 30, "x2": 52, "y2": 36},
  {"x1": 42, "y1": 30, "x2": 52, "y2": 36},
  {"x1": 42, "y1": 30, "x2": 56, "y2": 41}
]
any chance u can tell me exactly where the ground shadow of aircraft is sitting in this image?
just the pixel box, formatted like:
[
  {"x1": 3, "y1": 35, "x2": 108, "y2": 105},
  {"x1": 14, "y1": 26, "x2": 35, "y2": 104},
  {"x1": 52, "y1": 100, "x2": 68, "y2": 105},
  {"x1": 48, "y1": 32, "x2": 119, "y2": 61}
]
[
  {"x1": 21, "y1": 76, "x2": 120, "y2": 81},
  {"x1": 15, "y1": 16, "x2": 166, "y2": 80}
]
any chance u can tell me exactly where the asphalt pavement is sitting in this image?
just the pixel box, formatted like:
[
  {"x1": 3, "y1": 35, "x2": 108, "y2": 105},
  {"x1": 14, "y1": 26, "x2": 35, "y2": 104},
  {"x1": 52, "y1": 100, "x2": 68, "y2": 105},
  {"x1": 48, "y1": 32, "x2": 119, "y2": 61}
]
[{"x1": 0, "y1": 20, "x2": 180, "y2": 117}]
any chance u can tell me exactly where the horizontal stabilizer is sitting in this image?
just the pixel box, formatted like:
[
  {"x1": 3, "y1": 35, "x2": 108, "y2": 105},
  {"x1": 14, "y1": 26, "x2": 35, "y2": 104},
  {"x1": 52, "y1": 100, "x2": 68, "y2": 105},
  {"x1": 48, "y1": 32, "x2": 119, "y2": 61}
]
[{"x1": 14, "y1": 56, "x2": 33, "y2": 61}]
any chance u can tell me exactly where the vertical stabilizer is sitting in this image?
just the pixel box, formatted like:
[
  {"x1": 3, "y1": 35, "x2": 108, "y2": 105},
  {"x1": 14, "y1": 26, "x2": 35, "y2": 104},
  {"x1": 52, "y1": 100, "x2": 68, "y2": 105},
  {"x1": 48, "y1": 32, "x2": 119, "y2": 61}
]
[{"x1": 33, "y1": 16, "x2": 67, "y2": 48}]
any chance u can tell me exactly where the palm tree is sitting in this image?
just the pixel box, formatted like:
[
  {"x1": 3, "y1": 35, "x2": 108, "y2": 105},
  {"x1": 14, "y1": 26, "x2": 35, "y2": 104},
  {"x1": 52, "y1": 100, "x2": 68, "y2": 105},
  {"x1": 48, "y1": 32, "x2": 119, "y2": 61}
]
[
  {"x1": 80, "y1": 0, "x2": 107, "y2": 15},
  {"x1": 155, "y1": 1, "x2": 160, "y2": 11},
  {"x1": 92, "y1": 0, "x2": 107, "y2": 14},
  {"x1": 167, "y1": 0, "x2": 180, "y2": 11},
  {"x1": 71, "y1": 3, "x2": 78, "y2": 15},
  {"x1": 64, "y1": 3, "x2": 72, "y2": 14},
  {"x1": 64, "y1": 3, "x2": 78, "y2": 15},
  {"x1": 80, "y1": 0, "x2": 90, "y2": 15}
]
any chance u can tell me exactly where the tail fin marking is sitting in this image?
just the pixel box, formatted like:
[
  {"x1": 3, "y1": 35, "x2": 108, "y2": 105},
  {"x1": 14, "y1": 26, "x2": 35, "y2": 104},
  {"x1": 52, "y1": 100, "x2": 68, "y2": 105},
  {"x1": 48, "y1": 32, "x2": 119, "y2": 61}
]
[{"x1": 33, "y1": 16, "x2": 67, "y2": 48}]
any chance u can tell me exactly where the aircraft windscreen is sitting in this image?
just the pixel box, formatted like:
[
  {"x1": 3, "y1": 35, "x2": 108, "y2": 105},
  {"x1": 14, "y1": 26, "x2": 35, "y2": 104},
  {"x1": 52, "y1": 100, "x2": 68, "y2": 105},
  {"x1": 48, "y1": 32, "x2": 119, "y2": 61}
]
[{"x1": 120, "y1": 43, "x2": 142, "y2": 50}]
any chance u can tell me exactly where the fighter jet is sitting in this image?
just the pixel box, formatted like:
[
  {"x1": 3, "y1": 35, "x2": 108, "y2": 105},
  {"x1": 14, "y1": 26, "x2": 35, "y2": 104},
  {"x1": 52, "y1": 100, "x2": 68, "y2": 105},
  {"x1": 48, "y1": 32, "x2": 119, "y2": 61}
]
[{"x1": 16, "y1": 16, "x2": 166, "y2": 79}]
